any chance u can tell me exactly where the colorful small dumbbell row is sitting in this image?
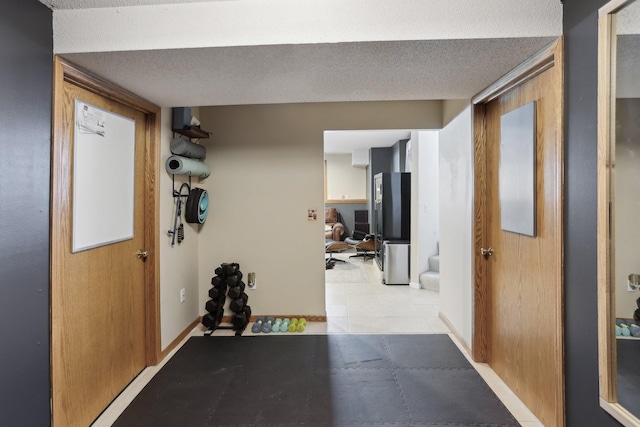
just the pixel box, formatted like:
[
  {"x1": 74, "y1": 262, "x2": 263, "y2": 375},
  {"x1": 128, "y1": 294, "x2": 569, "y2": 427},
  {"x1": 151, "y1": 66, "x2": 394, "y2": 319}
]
[
  {"x1": 270, "y1": 317, "x2": 306, "y2": 333},
  {"x1": 615, "y1": 319, "x2": 640, "y2": 337},
  {"x1": 250, "y1": 317, "x2": 307, "y2": 333}
]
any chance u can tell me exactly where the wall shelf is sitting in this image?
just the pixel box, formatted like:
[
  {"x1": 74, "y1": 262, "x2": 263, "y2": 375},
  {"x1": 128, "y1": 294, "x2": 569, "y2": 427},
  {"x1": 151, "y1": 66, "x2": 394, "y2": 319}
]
[{"x1": 172, "y1": 126, "x2": 210, "y2": 139}]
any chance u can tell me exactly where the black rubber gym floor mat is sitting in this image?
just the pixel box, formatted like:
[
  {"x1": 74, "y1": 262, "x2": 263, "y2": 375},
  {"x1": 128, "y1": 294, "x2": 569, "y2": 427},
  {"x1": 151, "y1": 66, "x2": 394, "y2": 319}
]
[
  {"x1": 617, "y1": 339, "x2": 640, "y2": 420},
  {"x1": 112, "y1": 334, "x2": 520, "y2": 427}
]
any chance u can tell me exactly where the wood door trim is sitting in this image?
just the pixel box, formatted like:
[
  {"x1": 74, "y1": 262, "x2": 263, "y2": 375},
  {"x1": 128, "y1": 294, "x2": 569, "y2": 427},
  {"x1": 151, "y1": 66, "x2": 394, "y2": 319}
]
[
  {"x1": 58, "y1": 58, "x2": 159, "y2": 116},
  {"x1": 471, "y1": 38, "x2": 565, "y2": 426},
  {"x1": 52, "y1": 56, "x2": 161, "y2": 367},
  {"x1": 472, "y1": 40, "x2": 558, "y2": 106},
  {"x1": 472, "y1": 103, "x2": 488, "y2": 362},
  {"x1": 553, "y1": 41, "x2": 567, "y2": 426},
  {"x1": 597, "y1": 3, "x2": 618, "y2": 406},
  {"x1": 600, "y1": 399, "x2": 640, "y2": 426},
  {"x1": 599, "y1": 0, "x2": 633, "y2": 17}
]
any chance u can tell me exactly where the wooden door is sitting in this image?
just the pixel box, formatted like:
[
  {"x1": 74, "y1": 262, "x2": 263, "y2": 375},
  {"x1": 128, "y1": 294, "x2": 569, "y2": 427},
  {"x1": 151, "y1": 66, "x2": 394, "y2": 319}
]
[
  {"x1": 473, "y1": 41, "x2": 564, "y2": 426},
  {"x1": 51, "y1": 78, "x2": 148, "y2": 426}
]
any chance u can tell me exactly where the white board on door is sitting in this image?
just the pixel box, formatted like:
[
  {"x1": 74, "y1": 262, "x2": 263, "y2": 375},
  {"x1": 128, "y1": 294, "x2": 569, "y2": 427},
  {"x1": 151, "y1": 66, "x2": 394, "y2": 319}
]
[{"x1": 72, "y1": 100, "x2": 136, "y2": 253}]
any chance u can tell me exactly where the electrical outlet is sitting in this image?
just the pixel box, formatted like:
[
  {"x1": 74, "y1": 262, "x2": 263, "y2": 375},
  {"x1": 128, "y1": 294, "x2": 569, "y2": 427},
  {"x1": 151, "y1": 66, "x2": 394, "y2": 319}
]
[
  {"x1": 248, "y1": 272, "x2": 256, "y2": 290},
  {"x1": 180, "y1": 288, "x2": 186, "y2": 303}
]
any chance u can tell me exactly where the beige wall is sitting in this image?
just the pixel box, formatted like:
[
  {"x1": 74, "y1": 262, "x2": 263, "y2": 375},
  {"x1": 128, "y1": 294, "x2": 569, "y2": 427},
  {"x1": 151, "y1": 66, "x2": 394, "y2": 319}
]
[
  {"x1": 159, "y1": 107, "x2": 203, "y2": 349},
  {"x1": 196, "y1": 101, "x2": 443, "y2": 317},
  {"x1": 325, "y1": 153, "x2": 366, "y2": 200},
  {"x1": 442, "y1": 99, "x2": 469, "y2": 127}
]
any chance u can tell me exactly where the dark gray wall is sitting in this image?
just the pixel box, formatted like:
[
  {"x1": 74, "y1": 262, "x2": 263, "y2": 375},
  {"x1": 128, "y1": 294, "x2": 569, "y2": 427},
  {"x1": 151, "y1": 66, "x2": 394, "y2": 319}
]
[
  {"x1": 392, "y1": 138, "x2": 409, "y2": 173},
  {"x1": 368, "y1": 147, "x2": 393, "y2": 218},
  {"x1": 564, "y1": 1, "x2": 620, "y2": 425},
  {"x1": 0, "y1": 1, "x2": 52, "y2": 425},
  {"x1": 325, "y1": 203, "x2": 368, "y2": 238}
]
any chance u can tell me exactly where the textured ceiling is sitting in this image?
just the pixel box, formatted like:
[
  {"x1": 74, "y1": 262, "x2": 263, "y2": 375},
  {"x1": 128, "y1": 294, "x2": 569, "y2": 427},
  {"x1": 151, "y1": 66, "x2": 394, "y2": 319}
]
[
  {"x1": 47, "y1": 0, "x2": 561, "y2": 107},
  {"x1": 617, "y1": 35, "x2": 640, "y2": 98},
  {"x1": 617, "y1": 0, "x2": 640, "y2": 35},
  {"x1": 43, "y1": 0, "x2": 561, "y2": 151},
  {"x1": 62, "y1": 37, "x2": 555, "y2": 108}
]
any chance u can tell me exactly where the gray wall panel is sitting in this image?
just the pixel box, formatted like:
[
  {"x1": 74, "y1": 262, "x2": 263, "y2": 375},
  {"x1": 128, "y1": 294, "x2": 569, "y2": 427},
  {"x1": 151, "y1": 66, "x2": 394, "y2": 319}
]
[
  {"x1": 368, "y1": 147, "x2": 393, "y2": 220},
  {"x1": 0, "y1": 1, "x2": 52, "y2": 425},
  {"x1": 564, "y1": 1, "x2": 620, "y2": 425}
]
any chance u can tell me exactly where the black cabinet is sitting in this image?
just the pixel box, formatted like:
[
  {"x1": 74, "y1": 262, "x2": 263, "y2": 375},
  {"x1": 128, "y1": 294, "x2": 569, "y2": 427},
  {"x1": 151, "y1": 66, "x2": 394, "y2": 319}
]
[{"x1": 354, "y1": 209, "x2": 369, "y2": 234}]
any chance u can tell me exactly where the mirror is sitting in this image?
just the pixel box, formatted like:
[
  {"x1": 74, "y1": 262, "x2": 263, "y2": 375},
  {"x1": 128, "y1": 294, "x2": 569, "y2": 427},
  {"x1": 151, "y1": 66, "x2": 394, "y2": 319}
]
[{"x1": 599, "y1": 0, "x2": 640, "y2": 425}]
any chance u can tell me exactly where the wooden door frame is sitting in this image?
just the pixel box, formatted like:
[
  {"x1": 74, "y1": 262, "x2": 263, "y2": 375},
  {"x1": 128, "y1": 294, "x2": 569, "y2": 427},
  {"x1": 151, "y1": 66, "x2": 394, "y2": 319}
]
[
  {"x1": 470, "y1": 39, "x2": 564, "y2": 364},
  {"x1": 51, "y1": 56, "x2": 161, "y2": 367}
]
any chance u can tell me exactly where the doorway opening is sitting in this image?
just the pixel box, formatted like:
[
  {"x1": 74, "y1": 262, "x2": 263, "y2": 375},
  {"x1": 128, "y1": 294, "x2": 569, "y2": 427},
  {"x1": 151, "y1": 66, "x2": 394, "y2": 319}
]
[{"x1": 322, "y1": 129, "x2": 443, "y2": 334}]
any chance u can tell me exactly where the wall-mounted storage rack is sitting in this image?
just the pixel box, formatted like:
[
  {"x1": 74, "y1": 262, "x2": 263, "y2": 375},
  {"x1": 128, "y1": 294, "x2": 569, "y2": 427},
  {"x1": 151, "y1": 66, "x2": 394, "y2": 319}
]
[
  {"x1": 168, "y1": 180, "x2": 191, "y2": 246},
  {"x1": 172, "y1": 126, "x2": 211, "y2": 140},
  {"x1": 172, "y1": 174, "x2": 191, "y2": 197},
  {"x1": 167, "y1": 108, "x2": 212, "y2": 246}
]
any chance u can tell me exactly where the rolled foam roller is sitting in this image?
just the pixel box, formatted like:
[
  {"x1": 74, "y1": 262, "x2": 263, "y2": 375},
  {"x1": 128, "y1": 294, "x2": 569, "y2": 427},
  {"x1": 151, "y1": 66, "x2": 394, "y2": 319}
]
[
  {"x1": 165, "y1": 155, "x2": 210, "y2": 178},
  {"x1": 170, "y1": 137, "x2": 206, "y2": 159}
]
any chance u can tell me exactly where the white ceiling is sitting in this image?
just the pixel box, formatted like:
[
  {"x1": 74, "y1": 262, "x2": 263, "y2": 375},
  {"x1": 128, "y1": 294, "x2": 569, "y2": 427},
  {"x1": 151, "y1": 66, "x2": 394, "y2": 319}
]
[{"x1": 39, "y1": 0, "x2": 562, "y2": 152}]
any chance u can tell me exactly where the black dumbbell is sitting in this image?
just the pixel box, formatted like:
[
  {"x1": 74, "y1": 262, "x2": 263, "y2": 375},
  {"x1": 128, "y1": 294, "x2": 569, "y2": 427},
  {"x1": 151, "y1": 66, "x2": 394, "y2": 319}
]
[
  {"x1": 232, "y1": 305, "x2": 251, "y2": 330},
  {"x1": 214, "y1": 266, "x2": 226, "y2": 278},
  {"x1": 229, "y1": 293, "x2": 248, "y2": 312},
  {"x1": 208, "y1": 283, "x2": 228, "y2": 299},
  {"x1": 224, "y1": 263, "x2": 240, "y2": 276},
  {"x1": 211, "y1": 275, "x2": 225, "y2": 287},
  {"x1": 202, "y1": 312, "x2": 221, "y2": 329},
  {"x1": 228, "y1": 281, "x2": 246, "y2": 299},
  {"x1": 208, "y1": 287, "x2": 221, "y2": 300},
  {"x1": 205, "y1": 296, "x2": 226, "y2": 314},
  {"x1": 226, "y1": 272, "x2": 243, "y2": 286}
]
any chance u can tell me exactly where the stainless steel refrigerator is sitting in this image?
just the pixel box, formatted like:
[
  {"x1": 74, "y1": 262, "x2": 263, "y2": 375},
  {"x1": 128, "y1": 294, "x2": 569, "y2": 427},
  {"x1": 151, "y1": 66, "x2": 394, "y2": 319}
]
[{"x1": 373, "y1": 172, "x2": 411, "y2": 270}]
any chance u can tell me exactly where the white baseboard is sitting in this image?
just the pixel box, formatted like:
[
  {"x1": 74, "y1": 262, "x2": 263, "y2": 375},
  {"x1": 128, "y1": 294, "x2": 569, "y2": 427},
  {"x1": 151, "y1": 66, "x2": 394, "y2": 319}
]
[
  {"x1": 409, "y1": 281, "x2": 421, "y2": 289},
  {"x1": 439, "y1": 312, "x2": 471, "y2": 354}
]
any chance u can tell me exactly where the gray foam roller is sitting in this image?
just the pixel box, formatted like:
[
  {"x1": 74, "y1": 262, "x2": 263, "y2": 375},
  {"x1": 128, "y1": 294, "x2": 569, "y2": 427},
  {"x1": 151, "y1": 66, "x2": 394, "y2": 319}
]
[{"x1": 170, "y1": 137, "x2": 206, "y2": 159}]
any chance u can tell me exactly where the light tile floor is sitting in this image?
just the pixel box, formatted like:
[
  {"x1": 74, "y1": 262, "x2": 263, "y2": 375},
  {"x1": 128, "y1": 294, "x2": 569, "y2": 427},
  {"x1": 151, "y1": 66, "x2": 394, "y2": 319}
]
[{"x1": 93, "y1": 250, "x2": 543, "y2": 426}]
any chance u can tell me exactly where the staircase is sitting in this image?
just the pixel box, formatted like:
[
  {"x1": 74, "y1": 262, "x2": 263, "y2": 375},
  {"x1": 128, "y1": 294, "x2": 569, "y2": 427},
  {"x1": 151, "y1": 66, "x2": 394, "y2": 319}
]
[{"x1": 419, "y1": 246, "x2": 440, "y2": 291}]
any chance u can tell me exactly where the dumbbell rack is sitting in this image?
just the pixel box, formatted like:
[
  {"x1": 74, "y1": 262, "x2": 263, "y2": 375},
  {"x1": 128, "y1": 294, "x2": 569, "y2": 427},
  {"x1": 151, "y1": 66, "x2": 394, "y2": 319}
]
[{"x1": 202, "y1": 262, "x2": 251, "y2": 337}]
